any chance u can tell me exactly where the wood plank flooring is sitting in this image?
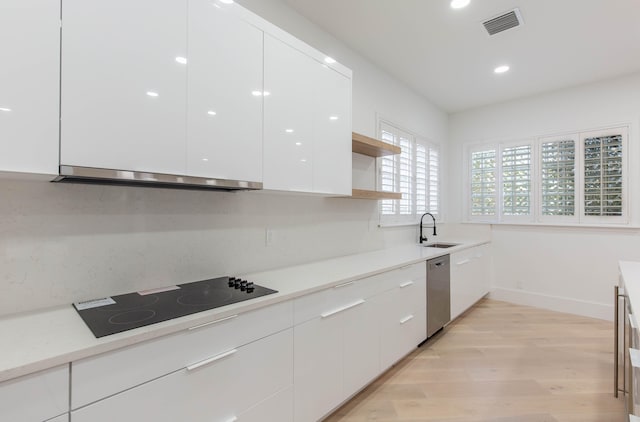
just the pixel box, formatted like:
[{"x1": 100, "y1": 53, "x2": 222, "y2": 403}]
[{"x1": 325, "y1": 299, "x2": 625, "y2": 422}]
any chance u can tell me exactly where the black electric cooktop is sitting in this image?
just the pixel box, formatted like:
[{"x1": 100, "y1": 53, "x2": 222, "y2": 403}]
[{"x1": 73, "y1": 276, "x2": 277, "y2": 338}]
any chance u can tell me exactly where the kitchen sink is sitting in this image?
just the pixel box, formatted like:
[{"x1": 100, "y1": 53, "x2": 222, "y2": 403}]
[{"x1": 423, "y1": 242, "x2": 459, "y2": 249}]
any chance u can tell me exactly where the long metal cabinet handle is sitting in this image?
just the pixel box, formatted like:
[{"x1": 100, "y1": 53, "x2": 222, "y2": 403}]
[
  {"x1": 186, "y1": 348, "x2": 238, "y2": 371},
  {"x1": 456, "y1": 259, "x2": 471, "y2": 266},
  {"x1": 333, "y1": 281, "x2": 354, "y2": 289},
  {"x1": 399, "y1": 281, "x2": 414, "y2": 288},
  {"x1": 321, "y1": 299, "x2": 365, "y2": 318},
  {"x1": 615, "y1": 285, "x2": 619, "y2": 397},
  {"x1": 188, "y1": 314, "x2": 238, "y2": 331},
  {"x1": 399, "y1": 315, "x2": 414, "y2": 324}
]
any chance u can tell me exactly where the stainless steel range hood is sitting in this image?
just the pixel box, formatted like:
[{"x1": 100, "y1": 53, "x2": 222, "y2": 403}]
[{"x1": 52, "y1": 166, "x2": 263, "y2": 191}]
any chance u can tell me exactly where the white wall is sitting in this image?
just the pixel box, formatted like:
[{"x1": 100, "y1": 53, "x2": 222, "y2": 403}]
[
  {"x1": 448, "y1": 72, "x2": 640, "y2": 320},
  {"x1": 0, "y1": 0, "x2": 446, "y2": 316}
]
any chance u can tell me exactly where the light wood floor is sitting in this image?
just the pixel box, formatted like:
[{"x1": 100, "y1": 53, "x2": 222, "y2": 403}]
[{"x1": 325, "y1": 299, "x2": 625, "y2": 422}]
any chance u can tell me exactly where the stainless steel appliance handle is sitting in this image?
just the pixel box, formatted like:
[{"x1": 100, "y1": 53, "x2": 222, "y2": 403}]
[{"x1": 615, "y1": 285, "x2": 619, "y2": 397}]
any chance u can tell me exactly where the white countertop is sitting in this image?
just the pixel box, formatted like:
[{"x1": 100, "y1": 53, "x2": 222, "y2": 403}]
[{"x1": 0, "y1": 239, "x2": 488, "y2": 383}]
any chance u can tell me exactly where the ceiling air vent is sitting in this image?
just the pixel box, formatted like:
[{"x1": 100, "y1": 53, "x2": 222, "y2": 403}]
[{"x1": 483, "y1": 8, "x2": 524, "y2": 36}]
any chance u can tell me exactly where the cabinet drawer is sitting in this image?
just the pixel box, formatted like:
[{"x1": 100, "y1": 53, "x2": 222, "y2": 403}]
[
  {"x1": 294, "y1": 279, "x2": 369, "y2": 325},
  {"x1": 293, "y1": 263, "x2": 425, "y2": 325},
  {"x1": 72, "y1": 301, "x2": 292, "y2": 409},
  {"x1": 379, "y1": 279, "x2": 427, "y2": 369},
  {"x1": 71, "y1": 328, "x2": 293, "y2": 422},
  {"x1": 0, "y1": 365, "x2": 69, "y2": 422}
]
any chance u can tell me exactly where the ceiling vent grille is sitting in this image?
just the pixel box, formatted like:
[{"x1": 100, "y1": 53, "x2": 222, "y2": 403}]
[{"x1": 483, "y1": 8, "x2": 524, "y2": 36}]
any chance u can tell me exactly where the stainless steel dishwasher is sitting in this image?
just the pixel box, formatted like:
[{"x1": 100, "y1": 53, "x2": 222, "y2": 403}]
[{"x1": 426, "y1": 255, "x2": 451, "y2": 338}]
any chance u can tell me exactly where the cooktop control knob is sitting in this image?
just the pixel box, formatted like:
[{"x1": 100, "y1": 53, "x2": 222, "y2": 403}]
[{"x1": 228, "y1": 277, "x2": 236, "y2": 287}]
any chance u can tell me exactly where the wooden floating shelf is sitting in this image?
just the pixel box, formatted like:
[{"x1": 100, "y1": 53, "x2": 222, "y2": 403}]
[
  {"x1": 350, "y1": 189, "x2": 402, "y2": 200},
  {"x1": 352, "y1": 132, "x2": 401, "y2": 157}
]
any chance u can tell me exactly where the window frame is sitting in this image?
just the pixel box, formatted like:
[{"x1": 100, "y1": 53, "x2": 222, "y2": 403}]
[{"x1": 377, "y1": 119, "x2": 441, "y2": 227}]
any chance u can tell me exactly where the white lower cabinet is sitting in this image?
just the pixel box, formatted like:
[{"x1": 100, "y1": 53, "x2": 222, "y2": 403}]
[
  {"x1": 71, "y1": 328, "x2": 293, "y2": 422},
  {"x1": 0, "y1": 364, "x2": 69, "y2": 422},
  {"x1": 378, "y1": 275, "x2": 427, "y2": 371},
  {"x1": 294, "y1": 263, "x2": 427, "y2": 421},
  {"x1": 294, "y1": 311, "x2": 344, "y2": 422},
  {"x1": 450, "y1": 244, "x2": 492, "y2": 320}
]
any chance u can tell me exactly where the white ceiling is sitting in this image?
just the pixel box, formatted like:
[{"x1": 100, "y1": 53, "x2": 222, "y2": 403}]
[{"x1": 283, "y1": 0, "x2": 640, "y2": 112}]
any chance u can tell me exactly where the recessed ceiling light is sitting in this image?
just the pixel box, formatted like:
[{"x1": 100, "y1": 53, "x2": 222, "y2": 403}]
[
  {"x1": 202, "y1": 158, "x2": 209, "y2": 162},
  {"x1": 263, "y1": 91, "x2": 271, "y2": 96},
  {"x1": 207, "y1": 110, "x2": 217, "y2": 116},
  {"x1": 295, "y1": 142, "x2": 302, "y2": 146},
  {"x1": 0, "y1": 107, "x2": 11, "y2": 112},
  {"x1": 251, "y1": 91, "x2": 262, "y2": 96},
  {"x1": 285, "y1": 129, "x2": 294, "y2": 133},
  {"x1": 175, "y1": 56, "x2": 187, "y2": 64},
  {"x1": 450, "y1": 0, "x2": 470, "y2": 9},
  {"x1": 324, "y1": 57, "x2": 336, "y2": 64},
  {"x1": 146, "y1": 91, "x2": 159, "y2": 97},
  {"x1": 494, "y1": 65, "x2": 510, "y2": 74},
  {"x1": 300, "y1": 158, "x2": 307, "y2": 163},
  {"x1": 329, "y1": 116, "x2": 339, "y2": 120}
]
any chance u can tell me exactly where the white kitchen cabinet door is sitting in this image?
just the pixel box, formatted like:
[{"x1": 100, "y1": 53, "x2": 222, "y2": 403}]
[
  {"x1": 378, "y1": 277, "x2": 427, "y2": 370},
  {"x1": 61, "y1": 0, "x2": 188, "y2": 175},
  {"x1": 71, "y1": 329, "x2": 293, "y2": 422},
  {"x1": 0, "y1": 0, "x2": 60, "y2": 175},
  {"x1": 294, "y1": 312, "x2": 343, "y2": 422},
  {"x1": 450, "y1": 244, "x2": 491, "y2": 320},
  {"x1": 186, "y1": 0, "x2": 263, "y2": 183},
  {"x1": 0, "y1": 365, "x2": 69, "y2": 422},
  {"x1": 263, "y1": 34, "x2": 315, "y2": 192},
  {"x1": 342, "y1": 299, "x2": 379, "y2": 396},
  {"x1": 312, "y1": 63, "x2": 352, "y2": 195}
]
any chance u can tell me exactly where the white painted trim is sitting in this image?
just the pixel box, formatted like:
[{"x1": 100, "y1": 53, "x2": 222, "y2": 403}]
[{"x1": 489, "y1": 287, "x2": 613, "y2": 321}]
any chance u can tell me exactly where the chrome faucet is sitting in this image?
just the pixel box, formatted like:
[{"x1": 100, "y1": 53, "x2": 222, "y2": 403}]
[{"x1": 419, "y1": 212, "x2": 437, "y2": 244}]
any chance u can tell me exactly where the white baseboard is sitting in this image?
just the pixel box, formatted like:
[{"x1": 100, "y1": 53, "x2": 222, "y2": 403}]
[{"x1": 488, "y1": 287, "x2": 613, "y2": 321}]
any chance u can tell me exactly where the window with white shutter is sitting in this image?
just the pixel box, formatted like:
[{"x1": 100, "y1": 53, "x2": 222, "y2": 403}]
[
  {"x1": 469, "y1": 148, "x2": 497, "y2": 218},
  {"x1": 464, "y1": 125, "x2": 628, "y2": 225},
  {"x1": 581, "y1": 128, "x2": 626, "y2": 222},
  {"x1": 540, "y1": 136, "x2": 576, "y2": 220},
  {"x1": 501, "y1": 144, "x2": 532, "y2": 218},
  {"x1": 378, "y1": 120, "x2": 440, "y2": 226}
]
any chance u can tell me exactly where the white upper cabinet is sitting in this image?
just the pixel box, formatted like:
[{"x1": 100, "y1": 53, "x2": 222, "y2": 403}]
[
  {"x1": 263, "y1": 34, "x2": 352, "y2": 195},
  {"x1": 263, "y1": 34, "x2": 315, "y2": 192},
  {"x1": 186, "y1": 1, "x2": 263, "y2": 183},
  {"x1": 61, "y1": 0, "x2": 188, "y2": 175},
  {"x1": 312, "y1": 62, "x2": 352, "y2": 195},
  {"x1": 0, "y1": 0, "x2": 60, "y2": 175}
]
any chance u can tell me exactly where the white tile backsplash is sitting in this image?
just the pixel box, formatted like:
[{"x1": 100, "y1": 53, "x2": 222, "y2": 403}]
[{"x1": 0, "y1": 178, "x2": 413, "y2": 316}]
